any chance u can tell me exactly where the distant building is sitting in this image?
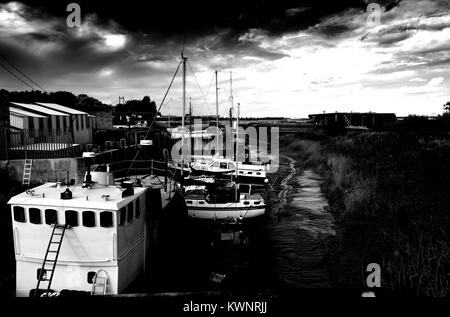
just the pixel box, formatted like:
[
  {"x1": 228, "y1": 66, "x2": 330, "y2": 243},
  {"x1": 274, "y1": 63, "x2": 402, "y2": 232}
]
[{"x1": 308, "y1": 112, "x2": 397, "y2": 130}]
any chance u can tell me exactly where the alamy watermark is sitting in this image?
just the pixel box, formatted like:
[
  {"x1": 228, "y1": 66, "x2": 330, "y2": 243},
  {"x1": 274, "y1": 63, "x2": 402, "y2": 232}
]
[
  {"x1": 66, "y1": 3, "x2": 81, "y2": 28},
  {"x1": 366, "y1": 2, "x2": 381, "y2": 27},
  {"x1": 170, "y1": 119, "x2": 280, "y2": 173},
  {"x1": 362, "y1": 262, "x2": 381, "y2": 297}
]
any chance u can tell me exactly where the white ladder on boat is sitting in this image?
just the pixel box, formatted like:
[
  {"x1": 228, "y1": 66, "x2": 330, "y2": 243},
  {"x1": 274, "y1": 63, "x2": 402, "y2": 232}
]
[
  {"x1": 22, "y1": 159, "x2": 33, "y2": 187},
  {"x1": 91, "y1": 270, "x2": 108, "y2": 295}
]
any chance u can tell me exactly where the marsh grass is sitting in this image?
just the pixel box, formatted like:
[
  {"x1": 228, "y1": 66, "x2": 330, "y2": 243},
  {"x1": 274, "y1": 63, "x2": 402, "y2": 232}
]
[{"x1": 281, "y1": 132, "x2": 450, "y2": 296}]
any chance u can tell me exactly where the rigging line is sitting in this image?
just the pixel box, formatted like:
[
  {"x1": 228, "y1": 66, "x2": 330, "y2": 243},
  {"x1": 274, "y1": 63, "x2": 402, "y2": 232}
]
[
  {"x1": 204, "y1": 72, "x2": 215, "y2": 103},
  {"x1": 217, "y1": 72, "x2": 233, "y2": 112},
  {"x1": 187, "y1": 62, "x2": 208, "y2": 114},
  {"x1": 217, "y1": 71, "x2": 229, "y2": 99},
  {"x1": 0, "y1": 54, "x2": 47, "y2": 92},
  {"x1": 202, "y1": 73, "x2": 215, "y2": 115},
  {"x1": 187, "y1": 60, "x2": 213, "y2": 115},
  {"x1": 126, "y1": 59, "x2": 183, "y2": 176},
  {"x1": 0, "y1": 62, "x2": 37, "y2": 91}
]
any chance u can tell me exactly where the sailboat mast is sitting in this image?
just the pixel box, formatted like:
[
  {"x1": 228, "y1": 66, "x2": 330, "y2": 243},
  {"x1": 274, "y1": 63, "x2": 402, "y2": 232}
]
[
  {"x1": 181, "y1": 53, "x2": 187, "y2": 177},
  {"x1": 236, "y1": 102, "x2": 240, "y2": 175},
  {"x1": 235, "y1": 102, "x2": 240, "y2": 202},
  {"x1": 189, "y1": 97, "x2": 192, "y2": 165},
  {"x1": 229, "y1": 71, "x2": 234, "y2": 160},
  {"x1": 215, "y1": 70, "x2": 219, "y2": 156},
  {"x1": 189, "y1": 97, "x2": 192, "y2": 133},
  {"x1": 230, "y1": 71, "x2": 234, "y2": 110}
]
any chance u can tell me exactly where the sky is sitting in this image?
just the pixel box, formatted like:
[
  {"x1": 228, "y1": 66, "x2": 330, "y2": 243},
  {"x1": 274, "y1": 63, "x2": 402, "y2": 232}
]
[{"x1": 0, "y1": 0, "x2": 449, "y2": 117}]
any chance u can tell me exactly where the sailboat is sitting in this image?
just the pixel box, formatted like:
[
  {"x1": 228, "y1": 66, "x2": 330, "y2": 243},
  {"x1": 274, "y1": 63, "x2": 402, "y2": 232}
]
[
  {"x1": 184, "y1": 98, "x2": 267, "y2": 222},
  {"x1": 184, "y1": 103, "x2": 267, "y2": 221},
  {"x1": 189, "y1": 71, "x2": 269, "y2": 184},
  {"x1": 184, "y1": 180, "x2": 266, "y2": 221},
  {"x1": 165, "y1": 53, "x2": 267, "y2": 222}
]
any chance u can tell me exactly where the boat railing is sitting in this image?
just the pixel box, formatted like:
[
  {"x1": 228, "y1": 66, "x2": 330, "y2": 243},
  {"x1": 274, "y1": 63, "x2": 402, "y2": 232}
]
[{"x1": 92, "y1": 159, "x2": 178, "y2": 179}]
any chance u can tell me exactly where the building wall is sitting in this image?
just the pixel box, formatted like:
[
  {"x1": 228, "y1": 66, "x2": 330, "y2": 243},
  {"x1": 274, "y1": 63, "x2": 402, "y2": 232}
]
[
  {"x1": 10, "y1": 113, "x2": 24, "y2": 129},
  {"x1": 51, "y1": 115, "x2": 64, "y2": 131},
  {"x1": 66, "y1": 114, "x2": 92, "y2": 145},
  {"x1": 0, "y1": 157, "x2": 86, "y2": 184},
  {"x1": 26, "y1": 116, "x2": 45, "y2": 131}
]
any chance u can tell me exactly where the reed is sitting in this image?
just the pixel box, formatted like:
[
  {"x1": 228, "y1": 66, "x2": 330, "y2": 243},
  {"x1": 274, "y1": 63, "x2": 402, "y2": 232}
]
[{"x1": 281, "y1": 132, "x2": 450, "y2": 296}]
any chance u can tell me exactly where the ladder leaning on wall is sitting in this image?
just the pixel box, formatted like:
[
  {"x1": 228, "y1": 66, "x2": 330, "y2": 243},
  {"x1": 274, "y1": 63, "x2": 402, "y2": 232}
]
[{"x1": 22, "y1": 159, "x2": 33, "y2": 187}]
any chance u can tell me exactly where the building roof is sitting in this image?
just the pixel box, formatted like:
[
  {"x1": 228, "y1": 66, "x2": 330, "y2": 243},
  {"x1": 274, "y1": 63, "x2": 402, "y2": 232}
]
[
  {"x1": 10, "y1": 143, "x2": 80, "y2": 151},
  {"x1": 9, "y1": 107, "x2": 47, "y2": 118},
  {"x1": 8, "y1": 182, "x2": 147, "y2": 210},
  {"x1": 35, "y1": 102, "x2": 87, "y2": 115},
  {"x1": 11, "y1": 102, "x2": 69, "y2": 116}
]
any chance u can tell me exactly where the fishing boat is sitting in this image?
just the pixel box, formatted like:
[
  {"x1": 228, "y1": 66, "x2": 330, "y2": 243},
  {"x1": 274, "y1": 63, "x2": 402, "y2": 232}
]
[
  {"x1": 8, "y1": 144, "x2": 187, "y2": 297},
  {"x1": 8, "y1": 164, "x2": 148, "y2": 297}
]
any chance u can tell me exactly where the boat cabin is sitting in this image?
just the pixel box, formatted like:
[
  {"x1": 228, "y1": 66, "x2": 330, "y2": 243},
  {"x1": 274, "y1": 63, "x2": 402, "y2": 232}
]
[{"x1": 8, "y1": 181, "x2": 147, "y2": 296}]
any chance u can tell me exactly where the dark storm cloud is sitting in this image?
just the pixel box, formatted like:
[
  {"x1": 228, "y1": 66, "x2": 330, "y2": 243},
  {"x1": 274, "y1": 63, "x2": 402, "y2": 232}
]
[
  {"x1": 285, "y1": 7, "x2": 311, "y2": 17},
  {"x1": 315, "y1": 23, "x2": 354, "y2": 37},
  {"x1": 374, "y1": 31, "x2": 412, "y2": 45},
  {"x1": 0, "y1": 0, "x2": 404, "y2": 85},
  {"x1": 1, "y1": 0, "x2": 449, "y2": 117},
  {"x1": 15, "y1": 0, "x2": 401, "y2": 35},
  {"x1": 363, "y1": 19, "x2": 450, "y2": 46}
]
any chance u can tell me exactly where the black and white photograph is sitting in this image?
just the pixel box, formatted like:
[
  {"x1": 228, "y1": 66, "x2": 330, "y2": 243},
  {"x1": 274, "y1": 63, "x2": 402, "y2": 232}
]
[{"x1": 0, "y1": 0, "x2": 449, "y2": 312}]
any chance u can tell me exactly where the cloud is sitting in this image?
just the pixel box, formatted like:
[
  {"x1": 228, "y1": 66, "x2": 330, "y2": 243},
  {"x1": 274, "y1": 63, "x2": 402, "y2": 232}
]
[
  {"x1": 426, "y1": 76, "x2": 444, "y2": 87},
  {"x1": 0, "y1": 0, "x2": 449, "y2": 118}
]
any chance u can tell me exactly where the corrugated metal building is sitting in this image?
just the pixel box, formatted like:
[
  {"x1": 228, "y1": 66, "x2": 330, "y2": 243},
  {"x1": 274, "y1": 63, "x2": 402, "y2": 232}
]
[
  {"x1": 35, "y1": 103, "x2": 93, "y2": 144},
  {"x1": 9, "y1": 102, "x2": 93, "y2": 145},
  {"x1": 9, "y1": 106, "x2": 47, "y2": 130},
  {"x1": 11, "y1": 102, "x2": 70, "y2": 132}
]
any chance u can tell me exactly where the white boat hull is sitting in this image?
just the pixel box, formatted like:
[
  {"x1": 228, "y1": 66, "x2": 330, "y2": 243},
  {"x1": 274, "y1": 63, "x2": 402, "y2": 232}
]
[{"x1": 187, "y1": 204, "x2": 266, "y2": 220}]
